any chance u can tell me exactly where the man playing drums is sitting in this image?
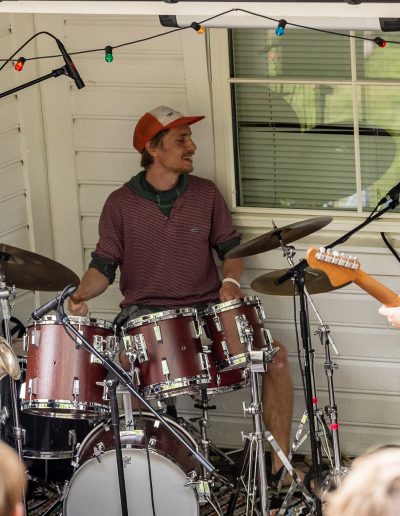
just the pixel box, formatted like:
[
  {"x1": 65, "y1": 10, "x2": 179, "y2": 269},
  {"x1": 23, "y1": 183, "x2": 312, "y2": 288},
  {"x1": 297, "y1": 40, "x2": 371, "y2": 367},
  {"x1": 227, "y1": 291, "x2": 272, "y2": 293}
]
[{"x1": 68, "y1": 106, "x2": 295, "y2": 484}]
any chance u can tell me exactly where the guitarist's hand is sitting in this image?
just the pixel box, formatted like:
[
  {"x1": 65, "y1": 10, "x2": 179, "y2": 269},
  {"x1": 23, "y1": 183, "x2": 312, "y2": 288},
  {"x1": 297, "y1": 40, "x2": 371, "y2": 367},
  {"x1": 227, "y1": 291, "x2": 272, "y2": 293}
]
[{"x1": 379, "y1": 301, "x2": 400, "y2": 328}]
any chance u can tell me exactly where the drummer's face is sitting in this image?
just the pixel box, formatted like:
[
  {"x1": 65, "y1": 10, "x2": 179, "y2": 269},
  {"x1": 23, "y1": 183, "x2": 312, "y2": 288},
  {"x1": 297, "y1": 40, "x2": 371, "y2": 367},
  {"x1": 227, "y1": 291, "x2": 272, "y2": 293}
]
[{"x1": 152, "y1": 125, "x2": 197, "y2": 174}]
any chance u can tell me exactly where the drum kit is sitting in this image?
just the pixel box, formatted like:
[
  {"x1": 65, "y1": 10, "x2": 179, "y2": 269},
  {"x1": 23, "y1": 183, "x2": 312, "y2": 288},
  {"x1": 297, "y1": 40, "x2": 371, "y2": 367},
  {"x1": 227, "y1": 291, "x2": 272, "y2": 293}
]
[{"x1": 0, "y1": 216, "x2": 349, "y2": 516}]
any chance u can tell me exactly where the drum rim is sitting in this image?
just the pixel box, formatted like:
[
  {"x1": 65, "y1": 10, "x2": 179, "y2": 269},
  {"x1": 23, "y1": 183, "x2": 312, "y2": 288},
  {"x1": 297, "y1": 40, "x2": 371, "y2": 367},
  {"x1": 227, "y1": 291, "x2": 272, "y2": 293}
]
[
  {"x1": 203, "y1": 296, "x2": 260, "y2": 315},
  {"x1": 122, "y1": 308, "x2": 198, "y2": 330},
  {"x1": 27, "y1": 315, "x2": 114, "y2": 330},
  {"x1": 74, "y1": 411, "x2": 199, "y2": 465}
]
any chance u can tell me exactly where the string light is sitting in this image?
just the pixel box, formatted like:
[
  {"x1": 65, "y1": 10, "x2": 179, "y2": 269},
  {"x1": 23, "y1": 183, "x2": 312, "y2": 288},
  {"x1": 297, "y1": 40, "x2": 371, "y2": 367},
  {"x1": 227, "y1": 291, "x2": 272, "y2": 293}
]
[
  {"x1": 14, "y1": 57, "x2": 26, "y2": 71},
  {"x1": 275, "y1": 19, "x2": 287, "y2": 37},
  {"x1": 104, "y1": 46, "x2": 113, "y2": 63},
  {"x1": 190, "y1": 22, "x2": 205, "y2": 35},
  {"x1": 374, "y1": 37, "x2": 387, "y2": 48},
  {"x1": 1, "y1": 9, "x2": 399, "y2": 71}
]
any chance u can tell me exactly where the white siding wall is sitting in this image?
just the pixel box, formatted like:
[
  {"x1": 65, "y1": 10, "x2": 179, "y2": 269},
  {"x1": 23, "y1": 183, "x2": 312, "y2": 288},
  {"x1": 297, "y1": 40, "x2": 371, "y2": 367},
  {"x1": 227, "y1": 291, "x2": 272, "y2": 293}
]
[{"x1": 2, "y1": 12, "x2": 400, "y2": 458}]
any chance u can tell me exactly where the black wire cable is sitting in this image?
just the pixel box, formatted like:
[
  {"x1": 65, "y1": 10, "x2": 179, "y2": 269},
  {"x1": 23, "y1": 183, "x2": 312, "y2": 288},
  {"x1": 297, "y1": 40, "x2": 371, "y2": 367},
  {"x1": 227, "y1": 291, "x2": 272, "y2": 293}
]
[
  {"x1": 1, "y1": 8, "x2": 398, "y2": 68},
  {"x1": 381, "y1": 231, "x2": 400, "y2": 264}
]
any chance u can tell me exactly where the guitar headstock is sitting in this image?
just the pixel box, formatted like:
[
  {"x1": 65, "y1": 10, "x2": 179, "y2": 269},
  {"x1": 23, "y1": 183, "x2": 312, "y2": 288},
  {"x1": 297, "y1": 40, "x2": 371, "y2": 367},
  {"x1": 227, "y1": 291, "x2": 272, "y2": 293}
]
[{"x1": 306, "y1": 247, "x2": 361, "y2": 287}]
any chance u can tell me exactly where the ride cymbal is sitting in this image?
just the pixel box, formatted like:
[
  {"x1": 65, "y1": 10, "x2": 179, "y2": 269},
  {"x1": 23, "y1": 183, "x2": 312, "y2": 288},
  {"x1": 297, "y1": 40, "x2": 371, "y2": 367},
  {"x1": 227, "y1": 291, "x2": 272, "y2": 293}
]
[
  {"x1": 251, "y1": 266, "x2": 349, "y2": 296},
  {"x1": 0, "y1": 243, "x2": 79, "y2": 291},
  {"x1": 226, "y1": 216, "x2": 333, "y2": 259}
]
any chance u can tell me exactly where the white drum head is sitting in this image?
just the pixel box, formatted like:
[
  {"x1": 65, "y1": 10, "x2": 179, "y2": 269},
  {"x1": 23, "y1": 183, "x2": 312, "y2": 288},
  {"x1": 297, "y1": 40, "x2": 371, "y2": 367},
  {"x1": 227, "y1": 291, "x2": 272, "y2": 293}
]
[{"x1": 64, "y1": 448, "x2": 199, "y2": 516}]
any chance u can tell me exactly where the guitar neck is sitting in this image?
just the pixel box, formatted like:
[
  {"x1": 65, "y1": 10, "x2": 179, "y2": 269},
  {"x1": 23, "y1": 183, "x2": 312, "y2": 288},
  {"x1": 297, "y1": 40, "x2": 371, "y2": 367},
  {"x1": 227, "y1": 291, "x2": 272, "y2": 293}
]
[{"x1": 355, "y1": 270, "x2": 400, "y2": 307}]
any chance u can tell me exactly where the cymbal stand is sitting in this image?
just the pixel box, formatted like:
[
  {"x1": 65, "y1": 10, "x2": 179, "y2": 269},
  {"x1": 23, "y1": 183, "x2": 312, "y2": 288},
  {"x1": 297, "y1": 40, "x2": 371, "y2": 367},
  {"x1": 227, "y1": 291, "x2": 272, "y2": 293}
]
[
  {"x1": 316, "y1": 325, "x2": 349, "y2": 493},
  {"x1": 279, "y1": 244, "x2": 348, "y2": 491},
  {"x1": 0, "y1": 273, "x2": 27, "y2": 515}
]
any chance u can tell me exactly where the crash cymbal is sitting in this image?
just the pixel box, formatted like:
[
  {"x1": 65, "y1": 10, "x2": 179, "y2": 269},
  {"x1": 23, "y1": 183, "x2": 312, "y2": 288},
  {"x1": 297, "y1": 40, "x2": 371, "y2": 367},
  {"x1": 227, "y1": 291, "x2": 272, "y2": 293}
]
[
  {"x1": 226, "y1": 216, "x2": 333, "y2": 259},
  {"x1": 0, "y1": 243, "x2": 79, "y2": 291},
  {"x1": 251, "y1": 266, "x2": 350, "y2": 296}
]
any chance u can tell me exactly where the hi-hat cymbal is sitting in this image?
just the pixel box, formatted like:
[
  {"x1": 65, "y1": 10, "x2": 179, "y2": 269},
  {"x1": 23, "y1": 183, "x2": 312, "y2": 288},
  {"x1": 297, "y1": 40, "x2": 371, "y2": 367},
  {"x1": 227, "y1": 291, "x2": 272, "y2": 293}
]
[
  {"x1": 226, "y1": 216, "x2": 332, "y2": 259},
  {"x1": 0, "y1": 243, "x2": 79, "y2": 292},
  {"x1": 251, "y1": 266, "x2": 349, "y2": 296}
]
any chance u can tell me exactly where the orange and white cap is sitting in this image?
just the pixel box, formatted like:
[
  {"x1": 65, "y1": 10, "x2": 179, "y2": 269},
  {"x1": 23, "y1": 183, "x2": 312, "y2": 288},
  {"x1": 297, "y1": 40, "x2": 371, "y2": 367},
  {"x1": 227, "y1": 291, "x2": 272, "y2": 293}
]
[{"x1": 133, "y1": 106, "x2": 204, "y2": 153}]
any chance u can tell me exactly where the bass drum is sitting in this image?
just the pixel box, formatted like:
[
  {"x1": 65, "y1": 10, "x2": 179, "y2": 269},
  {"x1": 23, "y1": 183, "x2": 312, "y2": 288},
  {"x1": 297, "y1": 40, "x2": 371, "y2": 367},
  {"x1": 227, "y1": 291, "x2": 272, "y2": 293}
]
[{"x1": 64, "y1": 411, "x2": 199, "y2": 516}]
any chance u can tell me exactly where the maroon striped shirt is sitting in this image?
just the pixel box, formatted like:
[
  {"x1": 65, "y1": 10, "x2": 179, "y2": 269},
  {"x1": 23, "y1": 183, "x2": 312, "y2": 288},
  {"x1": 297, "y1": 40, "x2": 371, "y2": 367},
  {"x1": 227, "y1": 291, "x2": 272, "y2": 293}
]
[{"x1": 95, "y1": 175, "x2": 239, "y2": 308}]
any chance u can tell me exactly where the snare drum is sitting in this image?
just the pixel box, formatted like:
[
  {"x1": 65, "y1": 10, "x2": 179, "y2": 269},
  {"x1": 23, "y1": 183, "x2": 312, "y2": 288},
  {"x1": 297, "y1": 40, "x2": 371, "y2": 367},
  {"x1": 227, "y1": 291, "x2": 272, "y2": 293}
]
[
  {"x1": 64, "y1": 412, "x2": 199, "y2": 516},
  {"x1": 21, "y1": 316, "x2": 116, "y2": 419},
  {"x1": 122, "y1": 309, "x2": 210, "y2": 399},
  {"x1": 203, "y1": 297, "x2": 270, "y2": 371}
]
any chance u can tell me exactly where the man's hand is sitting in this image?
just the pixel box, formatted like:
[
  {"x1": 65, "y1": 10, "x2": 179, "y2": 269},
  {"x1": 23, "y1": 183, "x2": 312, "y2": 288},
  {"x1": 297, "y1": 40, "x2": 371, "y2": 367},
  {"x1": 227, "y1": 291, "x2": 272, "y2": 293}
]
[
  {"x1": 68, "y1": 295, "x2": 89, "y2": 317},
  {"x1": 219, "y1": 280, "x2": 243, "y2": 302},
  {"x1": 379, "y1": 303, "x2": 400, "y2": 328}
]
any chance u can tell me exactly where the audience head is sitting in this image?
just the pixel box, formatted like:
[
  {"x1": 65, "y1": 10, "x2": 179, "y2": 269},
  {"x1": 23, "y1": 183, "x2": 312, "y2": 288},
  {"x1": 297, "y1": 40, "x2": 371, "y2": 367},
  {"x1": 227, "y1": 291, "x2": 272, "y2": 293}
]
[
  {"x1": 0, "y1": 441, "x2": 26, "y2": 516},
  {"x1": 325, "y1": 446, "x2": 400, "y2": 516}
]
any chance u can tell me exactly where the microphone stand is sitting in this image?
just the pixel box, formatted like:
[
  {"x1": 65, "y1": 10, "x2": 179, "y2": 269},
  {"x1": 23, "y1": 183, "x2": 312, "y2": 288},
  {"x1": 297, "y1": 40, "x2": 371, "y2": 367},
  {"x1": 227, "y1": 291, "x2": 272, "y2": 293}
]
[
  {"x1": 274, "y1": 197, "x2": 399, "y2": 515},
  {"x1": 54, "y1": 304, "x2": 217, "y2": 515},
  {"x1": 0, "y1": 66, "x2": 73, "y2": 99}
]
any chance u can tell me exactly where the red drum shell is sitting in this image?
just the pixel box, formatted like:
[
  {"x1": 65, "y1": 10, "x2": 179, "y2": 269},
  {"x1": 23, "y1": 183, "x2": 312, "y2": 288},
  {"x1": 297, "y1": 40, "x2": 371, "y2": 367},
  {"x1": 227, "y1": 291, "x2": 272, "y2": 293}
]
[
  {"x1": 122, "y1": 309, "x2": 209, "y2": 399},
  {"x1": 203, "y1": 297, "x2": 267, "y2": 371},
  {"x1": 206, "y1": 352, "x2": 248, "y2": 395},
  {"x1": 76, "y1": 412, "x2": 199, "y2": 476},
  {"x1": 22, "y1": 316, "x2": 113, "y2": 419}
]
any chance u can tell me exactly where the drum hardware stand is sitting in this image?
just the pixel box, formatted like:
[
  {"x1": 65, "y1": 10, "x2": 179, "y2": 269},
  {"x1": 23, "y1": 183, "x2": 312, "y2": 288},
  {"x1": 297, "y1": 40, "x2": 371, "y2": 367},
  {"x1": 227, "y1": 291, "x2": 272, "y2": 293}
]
[
  {"x1": 316, "y1": 324, "x2": 349, "y2": 494},
  {"x1": 278, "y1": 243, "x2": 348, "y2": 496},
  {"x1": 0, "y1": 272, "x2": 27, "y2": 515},
  {"x1": 276, "y1": 264, "x2": 325, "y2": 516}
]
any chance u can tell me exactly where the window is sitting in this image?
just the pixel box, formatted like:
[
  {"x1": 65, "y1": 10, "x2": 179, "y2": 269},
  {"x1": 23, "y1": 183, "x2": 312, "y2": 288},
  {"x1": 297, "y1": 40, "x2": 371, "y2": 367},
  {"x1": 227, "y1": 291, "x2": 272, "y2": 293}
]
[{"x1": 228, "y1": 28, "x2": 400, "y2": 212}]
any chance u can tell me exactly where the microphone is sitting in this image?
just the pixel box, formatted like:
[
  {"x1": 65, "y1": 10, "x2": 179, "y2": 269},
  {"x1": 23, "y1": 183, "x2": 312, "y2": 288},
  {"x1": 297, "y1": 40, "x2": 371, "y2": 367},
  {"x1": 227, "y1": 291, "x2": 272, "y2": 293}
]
[
  {"x1": 56, "y1": 39, "x2": 85, "y2": 89},
  {"x1": 378, "y1": 181, "x2": 400, "y2": 206},
  {"x1": 31, "y1": 284, "x2": 77, "y2": 321}
]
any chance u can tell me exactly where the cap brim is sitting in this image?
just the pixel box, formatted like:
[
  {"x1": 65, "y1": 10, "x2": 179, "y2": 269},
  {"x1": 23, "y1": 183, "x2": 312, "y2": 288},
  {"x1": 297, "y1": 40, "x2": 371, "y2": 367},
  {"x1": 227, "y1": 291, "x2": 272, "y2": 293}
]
[{"x1": 164, "y1": 115, "x2": 205, "y2": 131}]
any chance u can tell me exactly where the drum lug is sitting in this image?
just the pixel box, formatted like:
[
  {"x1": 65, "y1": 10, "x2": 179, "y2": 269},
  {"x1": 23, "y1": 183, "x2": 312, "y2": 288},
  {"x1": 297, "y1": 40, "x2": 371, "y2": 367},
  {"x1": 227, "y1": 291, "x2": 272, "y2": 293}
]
[
  {"x1": 28, "y1": 377, "x2": 38, "y2": 396},
  {"x1": 257, "y1": 302, "x2": 266, "y2": 321},
  {"x1": 192, "y1": 316, "x2": 202, "y2": 338},
  {"x1": 30, "y1": 328, "x2": 41, "y2": 348},
  {"x1": 213, "y1": 315, "x2": 222, "y2": 332},
  {"x1": 235, "y1": 314, "x2": 248, "y2": 345},
  {"x1": 72, "y1": 377, "x2": 80, "y2": 398},
  {"x1": 91, "y1": 336, "x2": 104, "y2": 363},
  {"x1": 23, "y1": 333, "x2": 29, "y2": 352},
  {"x1": 199, "y1": 352, "x2": 209, "y2": 373},
  {"x1": 153, "y1": 323, "x2": 162, "y2": 343},
  {"x1": 69, "y1": 429, "x2": 77, "y2": 448},
  {"x1": 93, "y1": 442, "x2": 106, "y2": 462},
  {"x1": 161, "y1": 358, "x2": 170, "y2": 378},
  {"x1": 148, "y1": 437, "x2": 157, "y2": 447},
  {"x1": 262, "y1": 328, "x2": 274, "y2": 346},
  {"x1": 133, "y1": 334, "x2": 148, "y2": 363},
  {"x1": 221, "y1": 340, "x2": 230, "y2": 358}
]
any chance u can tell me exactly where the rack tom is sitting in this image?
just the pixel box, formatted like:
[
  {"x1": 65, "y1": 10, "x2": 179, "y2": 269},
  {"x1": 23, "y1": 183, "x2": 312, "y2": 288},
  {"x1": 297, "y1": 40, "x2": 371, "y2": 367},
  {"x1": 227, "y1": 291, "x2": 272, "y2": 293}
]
[
  {"x1": 21, "y1": 316, "x2": 117, "y2": 419},
  {"x1": 203, "y1": 296, "x2": 271, "y2": 371},
  {"x1": 122, "y1": 308, "x2": 210, "y2": 399}
]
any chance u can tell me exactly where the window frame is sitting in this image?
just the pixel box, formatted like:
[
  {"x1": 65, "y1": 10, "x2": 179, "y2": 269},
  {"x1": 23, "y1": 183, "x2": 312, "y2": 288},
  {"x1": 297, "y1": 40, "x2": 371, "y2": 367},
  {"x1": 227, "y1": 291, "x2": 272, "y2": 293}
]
[{"x1": 209, "y1": 28, "x2": 400, "y2": 240}]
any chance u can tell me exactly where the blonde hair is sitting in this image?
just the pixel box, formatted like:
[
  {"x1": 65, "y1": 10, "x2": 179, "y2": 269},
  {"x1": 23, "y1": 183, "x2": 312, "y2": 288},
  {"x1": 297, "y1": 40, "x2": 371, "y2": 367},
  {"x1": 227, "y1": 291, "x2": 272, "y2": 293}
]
[
  {"x1": 0, "y1": 441, "x2": 26, "y2": 516},
  {"x1": 325, "y1": 447, "x2": 400, "y2": 516}
]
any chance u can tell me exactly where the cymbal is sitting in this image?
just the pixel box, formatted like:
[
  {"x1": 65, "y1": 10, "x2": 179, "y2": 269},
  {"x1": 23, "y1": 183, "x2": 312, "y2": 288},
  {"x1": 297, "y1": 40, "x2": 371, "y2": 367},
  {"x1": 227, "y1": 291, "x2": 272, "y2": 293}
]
[
  {"x1": 226, "y1": 216, "x2": 332, "y2": 259},
  {"x1": 0, "y1": 243, "x2": 79, "y2": 292},
  {"x1": 251, "y1": 266, "x2": 350, "y2": 296}
]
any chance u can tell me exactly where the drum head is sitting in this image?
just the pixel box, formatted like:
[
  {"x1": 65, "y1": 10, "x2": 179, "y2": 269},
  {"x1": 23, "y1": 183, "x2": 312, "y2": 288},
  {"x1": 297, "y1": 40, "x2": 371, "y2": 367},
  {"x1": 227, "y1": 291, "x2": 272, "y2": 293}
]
[{"x1": 64, "y1": 448, "x2": 198, "y2": 516}]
